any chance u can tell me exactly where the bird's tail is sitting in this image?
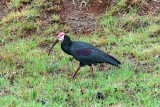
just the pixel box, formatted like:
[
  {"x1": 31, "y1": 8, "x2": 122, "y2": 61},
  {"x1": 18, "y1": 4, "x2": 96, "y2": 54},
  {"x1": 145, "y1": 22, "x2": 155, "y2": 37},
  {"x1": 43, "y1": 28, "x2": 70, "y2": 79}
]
[
  {"x1": 105, "y1": 54, "x2": 121, "y2": 67},
  {"x1": 100, "y1": 53, "x2": 121, "y2": 68}
]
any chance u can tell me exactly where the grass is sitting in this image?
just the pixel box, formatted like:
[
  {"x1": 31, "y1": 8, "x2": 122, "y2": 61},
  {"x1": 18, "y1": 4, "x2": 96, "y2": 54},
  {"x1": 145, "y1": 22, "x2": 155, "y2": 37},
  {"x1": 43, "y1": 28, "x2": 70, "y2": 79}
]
[{"x1": 0, "y1": 0, "x2": 160, "y2": 106}]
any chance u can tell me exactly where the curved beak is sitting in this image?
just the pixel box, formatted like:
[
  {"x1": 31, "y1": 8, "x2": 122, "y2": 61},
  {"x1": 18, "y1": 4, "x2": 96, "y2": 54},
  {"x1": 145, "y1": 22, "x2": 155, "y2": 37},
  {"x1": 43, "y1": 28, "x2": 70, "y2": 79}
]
[{"x1": 48, "y1": 39, "x2": 59, "y2": 56}]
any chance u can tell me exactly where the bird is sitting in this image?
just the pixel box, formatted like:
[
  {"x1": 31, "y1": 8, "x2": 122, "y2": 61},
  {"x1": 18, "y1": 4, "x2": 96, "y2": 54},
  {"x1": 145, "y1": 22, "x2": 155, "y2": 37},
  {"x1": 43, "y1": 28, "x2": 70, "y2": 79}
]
[{"x1": 48, "y1": 32, "x2": 121, "y2": 78}]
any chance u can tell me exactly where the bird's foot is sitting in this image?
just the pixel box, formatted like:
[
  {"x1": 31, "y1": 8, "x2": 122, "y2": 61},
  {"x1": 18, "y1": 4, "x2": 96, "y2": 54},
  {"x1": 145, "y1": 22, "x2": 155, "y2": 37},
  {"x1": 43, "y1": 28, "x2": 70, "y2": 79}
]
[
  {"x1": 69, "y1": 73, "x2": 76, "y2": 79},
  {"x1": 71, "y1": 74, "x2": 76, "y2": 79}
]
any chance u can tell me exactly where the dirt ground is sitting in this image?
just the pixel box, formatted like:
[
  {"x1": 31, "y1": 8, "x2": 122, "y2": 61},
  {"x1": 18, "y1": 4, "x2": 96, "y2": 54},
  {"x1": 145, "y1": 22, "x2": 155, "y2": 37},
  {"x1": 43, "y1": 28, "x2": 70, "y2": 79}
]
[
  {"x1": 0, "y1": 0, "x2": 6, "y2": 19},
  {"x1": 0, "y1": 0, "x2": 10, "y2": 20},
  {"x1": 0, "y1": 0, "x2": 160, "y2": 34},
  {"x1": 60, "y1": 0, "x2": 109, "y2": 34},
  {"x1": 60, "y1": 0, "x2": 160, "y2": 34}
]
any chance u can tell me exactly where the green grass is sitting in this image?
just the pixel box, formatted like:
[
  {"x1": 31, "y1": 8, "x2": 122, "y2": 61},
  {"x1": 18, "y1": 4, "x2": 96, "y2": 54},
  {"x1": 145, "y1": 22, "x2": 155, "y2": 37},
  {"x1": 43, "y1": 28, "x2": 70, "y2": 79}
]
[{"x1": 0, "y1": 0, "x2": 160, "y2": 107}]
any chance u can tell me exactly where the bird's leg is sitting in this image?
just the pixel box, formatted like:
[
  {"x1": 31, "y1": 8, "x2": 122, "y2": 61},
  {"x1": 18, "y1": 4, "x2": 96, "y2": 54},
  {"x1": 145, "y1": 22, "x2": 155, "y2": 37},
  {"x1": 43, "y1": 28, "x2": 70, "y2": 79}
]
[
  {"x1": 71, "y1": 65, "x2": 81, "y2": 78},
  {"x1": 89, "y1": 66, "x2": 95, "y2": 78}
]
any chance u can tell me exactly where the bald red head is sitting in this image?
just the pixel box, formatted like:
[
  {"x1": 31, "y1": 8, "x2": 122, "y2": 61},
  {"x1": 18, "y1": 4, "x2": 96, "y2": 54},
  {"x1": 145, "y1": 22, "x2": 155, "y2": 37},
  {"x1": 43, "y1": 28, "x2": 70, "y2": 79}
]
[
  {"x1": 58, "y1": 32, "x2": 65, "y2": 37},
  {"x1": 57, "y1": 32, "x2": 65, "y2": 41}
]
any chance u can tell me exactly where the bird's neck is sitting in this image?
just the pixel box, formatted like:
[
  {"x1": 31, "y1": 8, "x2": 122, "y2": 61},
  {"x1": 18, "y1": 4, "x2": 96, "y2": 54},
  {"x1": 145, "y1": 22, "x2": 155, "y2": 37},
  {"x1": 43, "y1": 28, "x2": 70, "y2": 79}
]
[{"x1": 61, "y1": 36, "x2": 72, "y2": 55}]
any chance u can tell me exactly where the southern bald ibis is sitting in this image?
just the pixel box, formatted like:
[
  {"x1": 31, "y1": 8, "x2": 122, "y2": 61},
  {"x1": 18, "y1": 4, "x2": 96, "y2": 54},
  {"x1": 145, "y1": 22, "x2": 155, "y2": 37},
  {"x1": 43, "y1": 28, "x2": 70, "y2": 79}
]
[{"x1": 48, "y1": 32, "x2": 121, "y2": 78}]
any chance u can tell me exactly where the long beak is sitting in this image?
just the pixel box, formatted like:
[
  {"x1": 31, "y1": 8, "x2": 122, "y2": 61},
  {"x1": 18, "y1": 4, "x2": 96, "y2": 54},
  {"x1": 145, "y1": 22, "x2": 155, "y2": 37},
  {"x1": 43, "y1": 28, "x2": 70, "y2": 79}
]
[{"x1": 48, "y1": 39, "x2": 59, "y2": 56}]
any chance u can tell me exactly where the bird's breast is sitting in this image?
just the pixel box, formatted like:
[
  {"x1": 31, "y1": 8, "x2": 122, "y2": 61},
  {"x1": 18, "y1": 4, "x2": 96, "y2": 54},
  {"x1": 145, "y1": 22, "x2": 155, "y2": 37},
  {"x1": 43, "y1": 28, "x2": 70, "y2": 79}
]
[{"x1": 61, "y1": 45, "x2": 71, "y2": 55}]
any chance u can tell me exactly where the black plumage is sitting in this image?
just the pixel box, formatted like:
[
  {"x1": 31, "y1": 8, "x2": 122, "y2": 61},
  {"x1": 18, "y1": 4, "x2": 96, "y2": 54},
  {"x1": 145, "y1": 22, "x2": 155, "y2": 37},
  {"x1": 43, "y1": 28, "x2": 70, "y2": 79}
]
[
  {"x1": 49, "y1": 35, "x2": 121, "y2": 78},
  {"x1": 62, "y1": 35, "x2": 120, "y2": 66}
]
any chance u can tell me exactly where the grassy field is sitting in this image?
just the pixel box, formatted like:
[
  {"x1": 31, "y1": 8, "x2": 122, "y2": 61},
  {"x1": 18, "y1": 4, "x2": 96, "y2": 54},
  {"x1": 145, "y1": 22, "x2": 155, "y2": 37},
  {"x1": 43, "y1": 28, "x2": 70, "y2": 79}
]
[{"x1": 0, "y1": 0, "x2": 160, "y2": 106}]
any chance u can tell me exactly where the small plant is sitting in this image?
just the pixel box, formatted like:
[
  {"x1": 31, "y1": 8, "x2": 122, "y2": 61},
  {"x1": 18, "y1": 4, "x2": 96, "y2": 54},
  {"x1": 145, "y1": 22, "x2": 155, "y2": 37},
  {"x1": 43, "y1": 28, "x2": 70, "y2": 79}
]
[
  {"x1": 10, "y1": 0, "x2": 21, "y2": 9},
  {"x1": 52, "y1": 5, "x2": 61, "y2": 12},
  {"x1": 46, "y1": 62, "x2": 59, "y2": 73},
  {"x1": 21, "y1": 21, "x2": 36, "y2": 31},
  {"x1": 61, "y1": 25, "x2": 71, "y2": 33},
  {"x1": 51, "y1": 14, "x2": 61, "y2": 22}
]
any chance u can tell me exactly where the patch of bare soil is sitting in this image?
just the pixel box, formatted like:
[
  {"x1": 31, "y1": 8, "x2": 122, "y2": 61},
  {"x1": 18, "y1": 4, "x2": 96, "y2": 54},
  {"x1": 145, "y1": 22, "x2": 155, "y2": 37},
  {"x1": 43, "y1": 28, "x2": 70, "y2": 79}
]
[
  {"x1": 125, "y1": 53, "x2": 158, "y2": 74},
  {"x1": 116, "y1": 0, "x2": 160, "y2": 16},
  {"x1": 0, "y1": 2, "x2": 4, "y2": 19},
  {"x1": 60, "y1": 0, "x2": 160, "y2": 34},
  {"x1": 0, "y1": 0, "x2": 9, "y2": 20},
  {"x1": 137, "y1": 0, "x2": 160, "y2": 16},
  {"x1": 60, "y1": 0, "x2": 109, "y2": 34}
]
